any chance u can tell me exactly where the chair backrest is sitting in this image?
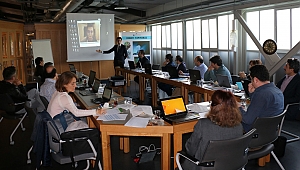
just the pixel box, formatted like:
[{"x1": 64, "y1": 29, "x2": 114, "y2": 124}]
[
  {"x1": 152, "y1": 64, "x2": 160, "y2": 70},
  {"x1": 200, "y1": 128, "x2": 256, "y2": 170},
  {"x1": 0, "y1": 93, "x2": 16, "y2": 113},
  {"x1": 249, "y1": 111, "x2": 286, "y2": 148},
  {"x1": 39, "y1": 95, "x2": 49, "y2": 109},
  {"x1": 47, "y1": 120, "x2": 61, "y2": 153},
  {"x1": 231, "y1": 75, "x2": 241, "y2": 85}
]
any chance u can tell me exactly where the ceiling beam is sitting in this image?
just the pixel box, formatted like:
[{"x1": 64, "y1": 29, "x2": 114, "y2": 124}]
[
  {"x1": 0, "y1": 1, "x2": 44, "y2": 14},
  {"x1": 0, "y1": 12, "x2": 24, "y2": 20}
]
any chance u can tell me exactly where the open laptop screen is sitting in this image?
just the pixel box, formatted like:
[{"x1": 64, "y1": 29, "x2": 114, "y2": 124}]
[
  {"x1": 128, "y1": 61, "x2": 136, "y2": 70},
  {"x1": 92, "y1": 78, "x2": 101, "y2": 93},
  {"x1": 88, "y1": 70, "x2": 96, "y2": 87},
  {"x1": 189, "y1": 69, "x2": 201, "y2": 82},
  {"x1": 102, "y1": 87, "x2": 112, "y2": 99},
  {"x1": 145, "y1": 64, "x2": 152, "y2": 75},
  {"x1": 216, "y1": 75, "x2": 231, "y2": 88},
  {"x1": 160, "y1": 96, "x2": 187, "y2": 116}
]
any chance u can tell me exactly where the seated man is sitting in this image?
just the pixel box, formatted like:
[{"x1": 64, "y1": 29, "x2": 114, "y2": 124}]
[
  {"x1": 161, "y1": 54, "x2": 176, "y2": 72},
  {"x1": 179, "y1": 55, "x2": 208, "y2": 79},
  {"x1": 204, "y1": 55, "x2": 232, "y2": 84},
  {"x1": 276, "y1": 58, "x2": 300, "y2": 120},
  {"x1": 134, "y1": 50, "x2": 150, "y2": 84},
  {"x1": 41, "y1": 62, "x2": 54, "y2": 83},
  {"x1": 240, "y1": 65, "x2": 284, "y2": 132},
  {"x1": 40, "y1": 68, "x2": 58, "y2": 102},
  {"x1": 158, "y1": 55, "x2": 187, "y2": 97},
  {"x1": 34, "y1": 57, "x2": 44, "y2": 78},
  {"x1": 0, "y1": 66, "x2": 28, "y2": 113}
]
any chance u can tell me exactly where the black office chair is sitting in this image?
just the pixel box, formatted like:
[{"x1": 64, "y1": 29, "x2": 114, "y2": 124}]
[
  {"x1": 176, "y1": 129, "x2": 256, "y2": 170},
  {"x1": 39, "y1": 95, "x2": 49, "y2": 109},
  {"x1": 231, "y1": 75, "x2": 241, "y2": 85},
  {"x1": 247, "y1": 111, "x2": 286, "y2": 169},
  {"x1": 152, "y1": 64, "x2": 160, "y2": 70},
  {"x1": 0, "y1": 93, "x2": 27, "y2": 145}
]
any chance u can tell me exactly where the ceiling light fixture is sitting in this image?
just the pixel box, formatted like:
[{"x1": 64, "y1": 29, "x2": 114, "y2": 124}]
[{"x1": 114, "y1": 0, "x2": 128, "y2": 10}]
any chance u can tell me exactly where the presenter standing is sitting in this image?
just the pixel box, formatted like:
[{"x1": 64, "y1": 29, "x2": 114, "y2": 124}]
[{"x1": 96, "y1": 37, "x2": 128, "y2": 69}]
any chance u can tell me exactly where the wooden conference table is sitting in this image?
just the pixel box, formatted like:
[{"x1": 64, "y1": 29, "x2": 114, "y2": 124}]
[{"x1": 73, "y1": 90, "x2": 194, "y2": 170}]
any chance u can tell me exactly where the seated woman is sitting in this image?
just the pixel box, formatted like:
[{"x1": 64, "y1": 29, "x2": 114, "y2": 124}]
[
  {"x1": 239, "y1": 59, "x2": 262, "y2": 80},
  {"x1": 182, "y1": 90, "x2": 243, "y2": 170},
  {"x1": 47, "y1": 71, "x2": 105, "y2": 132}
]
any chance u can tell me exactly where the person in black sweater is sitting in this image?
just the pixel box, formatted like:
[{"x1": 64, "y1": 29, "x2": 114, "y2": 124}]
[
  {"x1": 134, "y1": 50, "x2": 150, "y2": 84},
  {"x1": 34, "y1": 57, "x2": 44, "y2": 78},
  {"x1": 96, "y1": 37, "x2": 128, "y2": 69},
  {"x1": 0, "y1": 66, "x2": 28, "y2": 113}
]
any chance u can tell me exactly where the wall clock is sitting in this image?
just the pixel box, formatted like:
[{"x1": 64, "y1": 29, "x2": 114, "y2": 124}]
[{"x1": 263, "y1": 39, "x2": 277, "y2": 55}]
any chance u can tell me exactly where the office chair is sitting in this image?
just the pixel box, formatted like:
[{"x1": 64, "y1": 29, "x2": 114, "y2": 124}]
[
  {"x1": 231, "y1": 75, "x2": 241, "y2": 85},
  {"x1": 247, "y1": 111, "x2": 286, "y2": 169},
  {"x1": 176, "y1": 129, "x2": 256, "y2": 170},
  {"x1": 39, "y1": 95, "x2": 49, "y2": 109},
  {"x1": 0, "y1": 93, "x2": 27, "y2": 145},
  {"x1": 278, "y1": 103, "x2": 300, "y2": 143}
]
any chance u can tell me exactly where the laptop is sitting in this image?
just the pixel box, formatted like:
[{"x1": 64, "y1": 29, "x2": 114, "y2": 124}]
[
  {"x1": 166, "y1": 67, "x2": 179, "y2": 79},
  {"x1": 144, "y1": 63, "x2": 152, "y2": 75},
  {"x1": 189, "y1": 69, "x2": 201, "y2": 84},
  {"x1": 241, "y1": 79, "x2": 251, "y2": 97},
  {"x1": 87, "y1": 70, "x2": 96, "y2": 87},
  {"x1": 91, "y1": 87, "x2": 112, "y2": 104},
  {"x1": 160, "y1": 96, "x2": 200, "y2": 124},
  {"x1": 128, "y1": 61, "x2": 136, "y2": 70},
  {"x1": 216, "y1": 75, "x2": 231, "y2": 88},
  {"x1": 79, "y1": 78, "x2": 100, "y2": 96}
]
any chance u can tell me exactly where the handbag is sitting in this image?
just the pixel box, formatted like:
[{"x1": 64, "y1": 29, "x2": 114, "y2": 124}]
[
  {"x1": 53, "y1": 110, "x2": 81, "y2": 134},
  {"x1": 134, "y1": 144, "x2": 161, "y2": 164}
]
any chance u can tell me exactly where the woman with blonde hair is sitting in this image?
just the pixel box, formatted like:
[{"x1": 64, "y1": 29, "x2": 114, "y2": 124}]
[{"x1": 183, "y1": 90, "x2": 243, "y2": 170}]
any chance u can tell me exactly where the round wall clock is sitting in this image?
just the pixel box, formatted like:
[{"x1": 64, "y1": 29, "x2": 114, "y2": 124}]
[{"x1": 263, "y1": 39, "x2": 277, "y2": 55}]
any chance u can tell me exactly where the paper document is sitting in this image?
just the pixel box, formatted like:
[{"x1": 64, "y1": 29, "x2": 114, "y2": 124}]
[
  {"x1": 130, "y1": 105, "x2": 153, "y2": 117},
  {"x1": 116, "y1": 104, "x2": 136, "y2": 110},
  {"x1": 124, "y1": 117, "x2": 150, "y2": 128},
  {"x1": 97, "y1": 113, "x2": 127, "y2": 121},
  {"x1": 187, "y1": 103, "x2": 209, "y2": 113}
]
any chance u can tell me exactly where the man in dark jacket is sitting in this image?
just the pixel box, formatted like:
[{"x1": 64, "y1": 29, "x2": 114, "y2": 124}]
[
  {"x1": 134, "y1": 50, "x2": 150, "y2": 84},
  {"x1": 276, "y1": 58, "x2": 300, "y2": 120},
  {"x1": 96, "y1": 37, "x2": 128, "y2": 69},
  {"x1": 0, "y1": 66, "x2": 28, "y2": 113}
]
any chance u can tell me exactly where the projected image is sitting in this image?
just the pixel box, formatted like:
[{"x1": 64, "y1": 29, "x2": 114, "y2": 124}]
[
  {"x1": 77, "y1": 20, "x2": 101, "y2": 47},
  {"x1": 124, "y1": 41, "x2": 131, "y2": 59},
  {"x1": 133, "y1": 41, "x2": 150, "y2": 55}
]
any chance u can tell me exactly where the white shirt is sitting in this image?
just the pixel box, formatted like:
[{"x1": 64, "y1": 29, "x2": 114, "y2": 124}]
[{"x1": 47, "y1": 91, "x2": 96, "y2": 118}]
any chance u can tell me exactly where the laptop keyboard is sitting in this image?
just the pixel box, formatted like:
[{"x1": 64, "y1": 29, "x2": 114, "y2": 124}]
[{"x1": 168, "y1": 114, "x2": 199, "y2": 123}]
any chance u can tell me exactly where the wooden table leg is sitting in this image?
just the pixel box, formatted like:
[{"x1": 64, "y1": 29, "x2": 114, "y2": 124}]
[
  {"x1": 119, "y1": 137, "x2": 124, "y2": 150},
  {"x1": 173, "y1": 132, "x2": 182, "y2": 169},
  {"x1": 139, "y1": 76, "x2": 144, "y2": 101},
  {"x1": 161, "y1": 133, "x2": 171, "y2": 170},
  {"x1": 123, "y1": 137, "x2": 130, "y2": 153},
  {"x1": 152, "y1": 79, "x2": 157, "y2": 107},
  {"x1": 101, "y1": 132, "x2": 112, "y2": 170}
]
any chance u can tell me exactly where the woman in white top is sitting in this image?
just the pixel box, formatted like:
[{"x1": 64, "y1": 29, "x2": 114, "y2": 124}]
[{"x1": 47, "y1": 71, "x2": 105, "y2": 118}]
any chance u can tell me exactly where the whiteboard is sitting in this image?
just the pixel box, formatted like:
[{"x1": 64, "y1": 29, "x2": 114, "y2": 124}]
[{"x1": 32, "y1": 39, "x2": 54, "y2": 65}]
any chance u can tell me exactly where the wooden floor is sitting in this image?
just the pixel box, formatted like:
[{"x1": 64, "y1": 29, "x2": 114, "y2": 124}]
[{"x1": 1, "y1": 82, "x2": 300, "y2": 170}]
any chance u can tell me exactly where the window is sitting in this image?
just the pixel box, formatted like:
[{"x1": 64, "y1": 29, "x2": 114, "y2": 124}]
[
  {"x1": 193, "y1": 19, "x2": 201, "y2": 49},
  {"x1": 292, "y1": 8, "x2": 300, "y2": 47},
  {"x1": 277, "y1": 9, "x2": 290, "y2": 49},
  {"x1": 246, "y1": 11, "x2": 259, "y2": 50},
  {"x1": 186, "y1": 20, "x2": 193, "y2": 49},
  {"x1": 218, "y1": 15, "x2": 229, "y2": 49},
  {"x1": 202, "y1": 20, "x2": 209, "y2": 48},
  {"x1": 260, "y1": 9, "x2": 274, "y2": 43},
  {"x1": 152, "y1": 26, "x2": 157, "y2": 48},
  {"x1": 209, "y1": 18, "x2": 217, "y2": 48}
]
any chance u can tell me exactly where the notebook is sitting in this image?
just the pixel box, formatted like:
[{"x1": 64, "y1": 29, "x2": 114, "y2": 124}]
[
  {"x1": 189, "y1": 69, "x2": 201, "y2": 83},
  {"x1": 144, "y1": 63, "x2": 152, "y2": 75},
  {"x1": 216, "y1": 75, "x2": 231, "y2": 88},
  {"x1": 166, "y1": 67, "x2": 179, "y2": 79},
  {"x1": 91, "y1": 87, "x2": 112, "y2": 104},
  {"x1": 160, "y1": 96, "x2": 200, "y2": 124},
  {"x1": 79, "y1": 78, "x2": 100, "y2": 96},
  {"x1": 128, "y1": 61, "x2": 136, "y2": 70}
]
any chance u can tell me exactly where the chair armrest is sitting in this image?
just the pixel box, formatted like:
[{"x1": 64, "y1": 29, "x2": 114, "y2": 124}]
[
  {"x1": 14, "y1": 101, "x2": 26, "y2": 106},
  {"x1": 286, "y1": 103, "x2": 299, "y2": 111},
  {"x1": 176, "y1": 151, "x2": 200, "y2": 170}
]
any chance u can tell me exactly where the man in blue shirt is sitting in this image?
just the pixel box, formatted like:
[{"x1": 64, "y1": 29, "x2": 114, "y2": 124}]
[
  {"x1": 240, "y1": 65, "x2": 284, "y2": 132},
  {"x1": 179, "y1": 55, "x2": 208, "y2": 79},
  {"x1": 204, "y1": 55, "x2": 232, "y2": 84}
]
